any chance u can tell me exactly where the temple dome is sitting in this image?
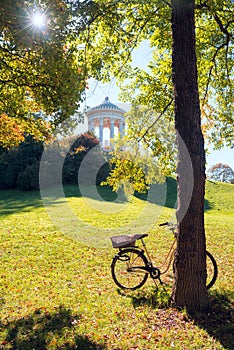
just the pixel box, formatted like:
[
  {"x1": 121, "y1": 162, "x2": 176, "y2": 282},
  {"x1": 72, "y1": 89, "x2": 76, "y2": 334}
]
[{"x1": 87, "y1": 96, "x2": 125, "y2": 114}]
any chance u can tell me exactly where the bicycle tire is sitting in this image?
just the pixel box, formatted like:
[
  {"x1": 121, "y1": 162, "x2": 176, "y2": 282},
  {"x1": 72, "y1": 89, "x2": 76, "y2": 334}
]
[
  {"x1": 206, "y1": 250, "x2": 218, "y2": 289},
  {"x1": 111, "y1": 248, "x2": 149, "y2": 290}
]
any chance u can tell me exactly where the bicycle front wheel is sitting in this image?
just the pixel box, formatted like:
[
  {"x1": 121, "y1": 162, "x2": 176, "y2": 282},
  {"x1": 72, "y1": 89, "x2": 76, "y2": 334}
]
[
  {"x1": 206, "y1": 250, "x2": 218, "y2": 289},
  {"x1": 111, "y1": 248, "x2": 149, "y2": 290}
]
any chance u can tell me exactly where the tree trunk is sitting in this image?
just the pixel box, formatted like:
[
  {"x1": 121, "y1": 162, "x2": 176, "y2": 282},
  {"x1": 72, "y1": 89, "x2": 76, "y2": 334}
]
[{"x1": 171, "y1": 0, "x2": 209, "y2": 311}]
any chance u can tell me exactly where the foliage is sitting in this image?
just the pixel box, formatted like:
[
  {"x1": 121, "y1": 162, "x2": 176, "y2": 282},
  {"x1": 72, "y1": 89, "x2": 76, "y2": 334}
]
[
  {"x1": 0, "y1": 132, "x2": 109, "y2": 190},
  {"x1": 0, "y1": 114, "x2": 25, "y2": 148},
  {"x1": 17, "y1": 161, "x2": 40, "y2": 191},
  {"x1": 0, "y1": 113, "x2": 51, "y2": 149},
  {"x1": 62, "y1": 132, "x2": 109, "y2": 185},
  {"x1": 102, "y1": 104, "x2": 176, "y2": 195},
  {"x1": 104, "y1": 157, "x2": 149, "y2": 195},
  {"x1": 0, "y1": 136, "x2": 44, "y2": 190},
  {"x1": 0, "y1": 182, "x2": 233, "y2": 349},
  {"x1": 102, "y1": 134, "x2": 167, "y2": 195},
  {"x1": 0, "y1": 0, "x2": 102, "y2": 147},
  {"x1": 207, "y1": 163, "x2": 234, "y2": 183},
  {"x1": 77, "y1": 0, "x2": 234, "y2": 150}
]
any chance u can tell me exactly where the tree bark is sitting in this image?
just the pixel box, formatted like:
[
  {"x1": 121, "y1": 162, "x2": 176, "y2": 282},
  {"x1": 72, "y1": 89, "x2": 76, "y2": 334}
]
[{"x1": 171, "y1": 0, "x2": 209, "y2": 311}]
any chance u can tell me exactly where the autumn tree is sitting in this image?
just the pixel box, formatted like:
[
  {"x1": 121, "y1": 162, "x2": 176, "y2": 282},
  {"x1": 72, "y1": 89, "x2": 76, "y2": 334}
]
[
  {"x1": 73, "y1": 0, "x2": 234, "y2": 311},
  {"x1": 103, "y1": 103, "x2": 176, "y2": 195},
  {"x1": 208, "y1": 163, "x2": 234, "y2": 183},
  {"x1": 0, "y1": 0, "x2": 100, "y2": 148}
]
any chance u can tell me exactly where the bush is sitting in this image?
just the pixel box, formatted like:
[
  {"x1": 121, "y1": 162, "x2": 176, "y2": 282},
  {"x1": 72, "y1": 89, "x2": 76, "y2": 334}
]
[
  {"x1": 96, "y1": 162, "x2": 112, "y2": 185},
  {"x1": 17, "y1": 161, "x2": 40, "y2": 190},
  {"x1": 62, "y1": 132, "x2": 110, "y2": 186},
  {"x1": 0, "y1": 132, "x2": 111, "y2": 190},
  {"x1": 0, "y1": 137, "x2": 43, "y2": 189},
  {"x1": 0, "y1": 150, "x2": 19, "y2": 189}
]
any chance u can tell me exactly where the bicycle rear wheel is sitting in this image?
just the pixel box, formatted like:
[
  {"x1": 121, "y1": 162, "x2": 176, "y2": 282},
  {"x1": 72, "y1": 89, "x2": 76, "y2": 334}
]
[
  {"x1": 111, "y1": 248, "x2": 149, "y2": 290},
  {"x1": 206, "y1": 251, "x2": 218, "y2": 289}
]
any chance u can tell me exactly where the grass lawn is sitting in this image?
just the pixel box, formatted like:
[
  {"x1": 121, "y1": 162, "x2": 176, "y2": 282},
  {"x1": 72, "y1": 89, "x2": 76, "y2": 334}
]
[{"x1": 0, "y1": 180, "x2": 233, "y2": 349}]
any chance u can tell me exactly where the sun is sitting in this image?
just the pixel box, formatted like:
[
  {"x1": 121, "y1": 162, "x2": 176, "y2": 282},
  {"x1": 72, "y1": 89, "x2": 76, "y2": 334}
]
[{"x1": 31, "y1": 12, "x2": 46, "y2": 28}]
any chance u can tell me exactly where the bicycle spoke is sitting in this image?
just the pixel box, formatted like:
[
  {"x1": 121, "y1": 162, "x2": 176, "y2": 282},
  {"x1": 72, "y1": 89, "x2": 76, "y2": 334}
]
[{"x1": 111, "y1": 248, "x2": 149, "y2": 290}]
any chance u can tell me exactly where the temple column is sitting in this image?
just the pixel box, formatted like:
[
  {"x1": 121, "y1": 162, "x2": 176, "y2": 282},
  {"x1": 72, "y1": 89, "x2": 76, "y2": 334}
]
[
  {"x1": 110, "y1": 118, "x2": 115, "y2": 139},
  {"x1": 119, "y1": 119, "x2": 124, "y2": 137},
  {"x1": 99, "y1": 117, "x2": 103, "y2": 146},
  {"x1": 88, "y1": 119, "x2": 95, "y2": 133}
]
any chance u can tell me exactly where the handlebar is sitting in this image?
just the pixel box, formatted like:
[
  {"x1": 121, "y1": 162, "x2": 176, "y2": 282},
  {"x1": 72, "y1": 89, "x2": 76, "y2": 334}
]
[
  {"x1": 159, "y1": 222, "x2": 177, "y2": 234},
  {"x1": 158, "y1": 221, "x2": 169, "y2": 226},
  {"x1": 159, "y1": 222, "x2": 169, "y2": 227}
]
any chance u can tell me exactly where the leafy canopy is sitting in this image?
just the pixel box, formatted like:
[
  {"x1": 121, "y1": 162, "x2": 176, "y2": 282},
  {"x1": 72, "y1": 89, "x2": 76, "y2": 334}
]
[
  {"x1": 75, "y1": 0, "x2": 233, "y2": 150},
  {"x1": 0, "y1": 0, "x2": 101, "y2": 147},
  {"x1": 2, "y1": 0, "x2": 233, "y2": 153},
  {"x1": 207, "y1": 163, "x2": 234, "y2": 183},
  {"x1": 72, "y1": 0, "x2": 234, "y2": 191}
]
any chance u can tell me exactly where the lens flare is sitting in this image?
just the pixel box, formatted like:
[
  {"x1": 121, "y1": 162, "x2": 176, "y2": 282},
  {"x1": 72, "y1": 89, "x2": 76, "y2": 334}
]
[{"x1": 31, "y1": 13, "x2": 46, "y2": 28}]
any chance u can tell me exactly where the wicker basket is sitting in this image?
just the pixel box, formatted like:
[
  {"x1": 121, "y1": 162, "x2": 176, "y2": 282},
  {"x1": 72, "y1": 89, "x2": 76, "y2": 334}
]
[{"x1": 110, "y1": 235, "x2": 136, "y2": 248}]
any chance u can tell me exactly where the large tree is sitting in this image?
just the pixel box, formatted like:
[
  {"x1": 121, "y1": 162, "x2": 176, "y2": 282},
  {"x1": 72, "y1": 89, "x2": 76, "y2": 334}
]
[
  {"x1": 171, "y1": 0, "x2": 208, "y2": 310},
  {"x1": 74, "y1": 0, "x2": 234, "y2": 311}
]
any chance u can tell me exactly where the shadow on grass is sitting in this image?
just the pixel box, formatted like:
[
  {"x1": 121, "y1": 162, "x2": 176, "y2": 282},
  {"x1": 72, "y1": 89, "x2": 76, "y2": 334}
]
[
  {"x1": 191, "y1": 291, "x2": 234, "y2": 350},
  {"x1": 117, "y1": 286, "x2": 171, "y2": 310},
  {"x1": 0, "y1": 305, "x2": 106, "y2": 350},
  {"x1": 0, "y1": 190, "x2": 43, "y2": 216},
  {"x1": 135, "y1": 177, "x2": 213, "y2": 211},
  {"x1": 0, "y1": 177, "x2": 213, "y2": 218},
  {"x1": 119, "y1": 288, "x2": 233, "y2": 349},
  {"x1": 134, "y1": 177, "x2": 177, "y2": 209}
]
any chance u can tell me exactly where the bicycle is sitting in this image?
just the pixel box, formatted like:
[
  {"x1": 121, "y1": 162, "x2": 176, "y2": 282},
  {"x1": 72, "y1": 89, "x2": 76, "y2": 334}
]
[{"x1": 110, "y1": 222, "x2": 218, "y2": 290}]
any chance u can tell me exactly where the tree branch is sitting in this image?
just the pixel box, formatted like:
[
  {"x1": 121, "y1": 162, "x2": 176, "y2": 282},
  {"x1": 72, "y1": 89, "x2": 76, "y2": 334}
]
[
  {"x1": 114, "y1": 6, "x2": 161, "y2": 79},
  {"x1": 213, "y1": 13, "x2": 233, "y2": 39},
  {"x1": 196, "y1": 0, "x2": 210, "y2": 10},
  {"x1": 202, "y1": 41, "x2": 227, "y2": 103},
  {"x1": 139, "y1": 98, "x2": 173, "y2": 142},
  {"x1": 199, "y1": 4, "x2": 233, "y2": 103},
  {"x1": 161, "y1": 0, "x2": 172, "y2": 8},
  {"x1": 200, "y1": 3, "x2": 234, "y2": 39}
]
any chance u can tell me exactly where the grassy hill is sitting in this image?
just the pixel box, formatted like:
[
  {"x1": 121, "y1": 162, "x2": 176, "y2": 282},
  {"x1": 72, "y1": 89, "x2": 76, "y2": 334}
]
[{"x1": 0, "y1": 181, "x2": 233, "y2": 349}]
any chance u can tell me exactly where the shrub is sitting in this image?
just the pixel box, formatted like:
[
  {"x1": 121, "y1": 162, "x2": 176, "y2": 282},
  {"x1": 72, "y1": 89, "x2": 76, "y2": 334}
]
[
  {"x1": 0, "y1": 132, "x2": 111, "y2": 190},
  {"x1": 0, "y1": 137, "x2": 43, "y2": 190},
  {"x1": 62, "y1": 132, "x2": 107, "y2": 185},
  {"x1": 17, "y1": 161, "x2": 40, "y2": 190}
]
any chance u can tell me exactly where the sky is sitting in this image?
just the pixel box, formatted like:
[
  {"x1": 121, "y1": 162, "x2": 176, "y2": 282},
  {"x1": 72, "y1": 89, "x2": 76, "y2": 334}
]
[{"x1": 81, "y1": 41, "x2": 234, "y2": 171}]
